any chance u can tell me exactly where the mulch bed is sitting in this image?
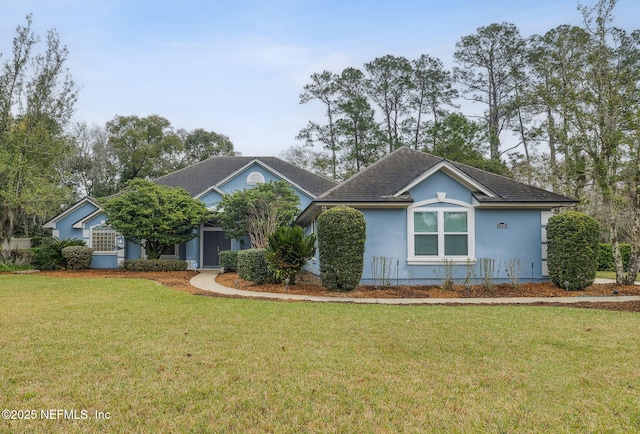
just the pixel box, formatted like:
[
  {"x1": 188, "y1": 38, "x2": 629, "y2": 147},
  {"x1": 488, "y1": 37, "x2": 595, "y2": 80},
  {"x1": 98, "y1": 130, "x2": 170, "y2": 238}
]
[{"x1": 23, "y1": 269, "x2": 640, "y2": 312}]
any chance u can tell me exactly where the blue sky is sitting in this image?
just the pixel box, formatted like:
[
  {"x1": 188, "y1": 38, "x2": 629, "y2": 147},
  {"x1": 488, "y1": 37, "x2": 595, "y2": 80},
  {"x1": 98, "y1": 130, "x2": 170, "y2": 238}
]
[{"x1": 2, "y1": 0, "x2": 639, "y2": 156}]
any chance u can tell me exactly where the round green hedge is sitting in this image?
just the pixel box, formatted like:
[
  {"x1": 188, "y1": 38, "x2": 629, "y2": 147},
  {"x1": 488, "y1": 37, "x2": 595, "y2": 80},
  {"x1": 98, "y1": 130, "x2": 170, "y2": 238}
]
[
  {"x1": 547, "y1": 211, "x2": 599, "y2": 290},
  {"x1": 317, "y1": 206, "x2": 366, "y2": 291}
]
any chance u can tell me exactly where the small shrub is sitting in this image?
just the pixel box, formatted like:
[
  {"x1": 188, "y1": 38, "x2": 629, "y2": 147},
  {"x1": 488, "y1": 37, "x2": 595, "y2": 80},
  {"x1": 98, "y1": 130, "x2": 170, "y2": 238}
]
[
  {"x1": 317, "y1": 206, "x2": 366, "y2": 292},
  {"x1": 219, "y1": 250, "x2": 239, "y2": 272},
  {"x1": 31, "y1": 238, "x2": 86, "y2": 270},
  {"x1": 547, "y1": 211, "x2": 599, "y2": 290},
  {"x1": 0, "y1": 250, "x2": 33, "y2": 272},
  {"x1": 122, "y1": 259, "x2": 188, "y2": 272},
  {"x1": 237, "y1": 249, "x2": 272, "y2": 284},
  {"x1": 265, "y1": 226, "x2": 316, "y2": 284},
  {"x1": 505, "y1": 258, "x2": 526, "y2": 289},
  {"x1": 371, "y1": 256, "x2": 397, "y2": 288},
  {"x1": 61, "y1": 246, "x2": 94, "y2": 270},
  {"x1": 0, "y1": 249, "x2": 34, "y2": 266},
  {"x1": 478, "y1": 258, "x2": 498, "y2": 292},
  {"x1": 433, "y1": 259, "x2": 456, "y2": 291}
]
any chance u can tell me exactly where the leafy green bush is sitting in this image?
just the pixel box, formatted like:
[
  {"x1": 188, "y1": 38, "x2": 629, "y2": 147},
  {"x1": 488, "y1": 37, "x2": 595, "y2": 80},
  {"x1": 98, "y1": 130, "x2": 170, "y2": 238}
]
[
  {"x1": 265, "y1": 226, "x2": 316, "y2": 284},
  {"x1": 0, "y1": 249, "x2": 34, "y2": 266},
  {"x1": 61, "y1": 246, "x2": 94, "y2": 270},
  {"x1": 237, "y1": 249, "x2": 272, "y2": 284},
  {"x1": 31, "y1": 238, "x2": 86, "y2": 270},
  {"x1": 317, "y1": 206, "x2": 366, "y2": 291},
  {"x1": 0, "y1": 249, "x2": 34, "y2": 272},
  {"x1": 122, "y1": 259, "x2": 188, "y2": 272},
  {"x1": 219, "y1": 250, "x2": 239, "y2": 272},
  {"x1": 598, "y1": 243, "x2": 631, "y2": 271},
  {"x1": 547, "y1": 211, "x2": 599, "y2": 290}
]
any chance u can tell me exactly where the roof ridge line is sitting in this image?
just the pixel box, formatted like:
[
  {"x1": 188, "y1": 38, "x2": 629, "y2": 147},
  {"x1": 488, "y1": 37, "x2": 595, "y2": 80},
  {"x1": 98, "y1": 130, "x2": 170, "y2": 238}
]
[{"x1": 318, "y1": 147, "x2": 412, "y2": 199}]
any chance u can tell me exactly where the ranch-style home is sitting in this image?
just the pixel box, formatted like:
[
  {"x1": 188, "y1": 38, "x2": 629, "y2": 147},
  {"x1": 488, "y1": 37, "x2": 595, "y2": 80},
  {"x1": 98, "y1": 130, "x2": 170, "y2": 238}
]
[
  {"x1": 44, "y1": 146, "x2": 577, "y2": 284},
  {"x1": 44, "y1": 157, "x2": 337, "y2": 269}
]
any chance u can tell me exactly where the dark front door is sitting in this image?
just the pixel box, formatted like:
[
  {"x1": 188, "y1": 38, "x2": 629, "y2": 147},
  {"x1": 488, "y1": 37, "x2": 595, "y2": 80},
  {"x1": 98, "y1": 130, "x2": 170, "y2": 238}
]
[{"x1": 202, "y1": 230, "x2": 231, "y2": 267}]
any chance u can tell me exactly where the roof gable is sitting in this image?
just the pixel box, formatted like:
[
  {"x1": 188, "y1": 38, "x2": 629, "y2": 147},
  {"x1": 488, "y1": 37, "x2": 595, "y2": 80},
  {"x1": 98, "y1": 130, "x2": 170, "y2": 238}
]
[
  {"x1": 43, "y1": 198, "x2": 101, "y2": 229},
  {"x1": 314, "y1": 147, "x2": 577, "y2": 206},
  {"x1": 397, "y1": 160, "x2": 495, "y2": 198}
]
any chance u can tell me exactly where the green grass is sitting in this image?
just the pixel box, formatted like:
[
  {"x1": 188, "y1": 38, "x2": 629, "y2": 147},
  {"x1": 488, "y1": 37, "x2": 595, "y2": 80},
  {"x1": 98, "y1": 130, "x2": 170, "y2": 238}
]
[
  {"x1": 596, "y1": 270, "x2": 640, "y2": 281},
  {"x1": 1, "y1": 275, "x2": 640, "y2": 433}
]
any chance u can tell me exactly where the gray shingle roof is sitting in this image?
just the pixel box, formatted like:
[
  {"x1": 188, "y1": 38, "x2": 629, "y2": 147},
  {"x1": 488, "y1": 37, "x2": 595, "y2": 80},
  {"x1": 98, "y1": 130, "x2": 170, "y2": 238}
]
[
  {"x1": 153, "y1": 156, "x2": 338, "y2": 198},
  {"x1": 316, "y1": 147, "x2": 577, "y2": 205}
]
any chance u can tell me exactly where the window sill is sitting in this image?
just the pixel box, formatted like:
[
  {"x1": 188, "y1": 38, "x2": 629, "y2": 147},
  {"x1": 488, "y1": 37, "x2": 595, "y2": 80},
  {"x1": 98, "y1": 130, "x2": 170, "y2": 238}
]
[{"x1": 407, "y1": 257, "x2": 476, "y2": 266}]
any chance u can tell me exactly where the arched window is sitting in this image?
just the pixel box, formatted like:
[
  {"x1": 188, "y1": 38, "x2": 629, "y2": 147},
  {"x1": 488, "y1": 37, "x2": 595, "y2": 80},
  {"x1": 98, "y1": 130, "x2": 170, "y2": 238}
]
[
  {"x1": 246, "y1": 171, "x2": 265, "y2": 185},
  {"x1": 407, "y1": 198, "x2": 475, "y2": 264}
]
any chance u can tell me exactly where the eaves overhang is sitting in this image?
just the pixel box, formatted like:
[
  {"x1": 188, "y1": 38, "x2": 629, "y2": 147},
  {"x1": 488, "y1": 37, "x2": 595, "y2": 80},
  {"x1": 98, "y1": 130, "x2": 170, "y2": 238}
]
[
  {"x1": 297, "y1": 199, "x2": 412, "y2": 225},
  {"x1": 43, "y1": 197, "x2": 101, "y2": 229}
]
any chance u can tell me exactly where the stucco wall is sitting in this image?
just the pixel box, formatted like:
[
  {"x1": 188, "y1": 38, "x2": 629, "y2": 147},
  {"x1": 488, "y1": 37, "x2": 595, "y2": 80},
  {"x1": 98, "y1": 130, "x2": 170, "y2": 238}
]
[
  {"x1": 305, "y1": 170, "x2": 549, "y2": 285},
  {"x1": 475, "y1": 209, "x2": 543, "y2": 281},
  {"x1": 218, "y1": 164, "x2": 314, "y2": 210},
  {"x1": 50, "y1": 201, "x2": 99, "y2": 240}
]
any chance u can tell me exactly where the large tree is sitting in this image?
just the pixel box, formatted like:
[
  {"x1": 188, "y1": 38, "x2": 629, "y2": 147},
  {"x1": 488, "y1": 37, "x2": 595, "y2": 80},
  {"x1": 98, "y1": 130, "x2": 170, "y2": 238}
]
[
  {"x1": 405, "y1": 54, "x2": 458, "y2": 150},
  {"x1": 364, "y1": 55, "x2": 413, "y2": 152},
  {"x1": 66, "y1": 122, "x2": 119, "y2": 198},
  {"x1": 453, "y1": 22, "x2": 527, "y2": 161},
  {"x1": 428, "y1": 113, "x2": 506, "y2": 174},
  {"x1": 335, "y1": 67, "x2": 385, "y2": 175},
  {"x1": 527, "y1": 25, "x2": 593, "y2": 196},
  {"x1": 101, "y1": 179, "x2": 210, "y2": 259},
  {"x1": 574, "y1": 0, "x2": 640, "y2": 284},
  {"x1": 106, "y1": 114, "x2": 182, "y2": 188},
  {"x1": 297, "y1": 71, "x2": 341, "y2": 178},
  {"x1": 0, "y1": 15, "x2": 78, "y2": 241},
  {"x1": 215, "y1": 181, "x2": 300, "y2": 248},
  {"x1": 177, "y1": 128, "x2": 238, "y2": 169}
]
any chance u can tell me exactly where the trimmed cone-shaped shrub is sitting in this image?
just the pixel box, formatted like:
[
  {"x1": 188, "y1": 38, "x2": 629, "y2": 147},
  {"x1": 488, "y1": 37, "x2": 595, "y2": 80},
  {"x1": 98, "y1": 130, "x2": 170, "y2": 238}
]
[
  {"x1": 317, "y1": 206, "x2": 366, "y2": 291},
  {"x1": 547, "y1": 211, "x2": 599, "y2": 290}
]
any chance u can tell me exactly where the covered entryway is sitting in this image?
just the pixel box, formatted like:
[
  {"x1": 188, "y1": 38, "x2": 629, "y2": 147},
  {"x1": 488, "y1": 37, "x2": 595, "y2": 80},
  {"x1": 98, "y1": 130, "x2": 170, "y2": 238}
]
[{"x1": 201, "y1": 226, "x2": 231, "y2": 267}]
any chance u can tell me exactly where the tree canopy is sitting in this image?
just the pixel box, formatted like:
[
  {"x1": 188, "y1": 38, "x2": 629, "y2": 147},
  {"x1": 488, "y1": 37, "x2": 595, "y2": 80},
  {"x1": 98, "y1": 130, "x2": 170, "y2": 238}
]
[
  {"x1": 289, "y1": 0, "x2": 640, "y2": 284},
  {"x1": 0, "y1": 15, "x2": 78, "y2": 242},
  {"x1": 101, "y1": 179, "x2": 211, "y2": 260},
  {"x1": 215, "y1": 181, "x2": 301, "y2": 248}
]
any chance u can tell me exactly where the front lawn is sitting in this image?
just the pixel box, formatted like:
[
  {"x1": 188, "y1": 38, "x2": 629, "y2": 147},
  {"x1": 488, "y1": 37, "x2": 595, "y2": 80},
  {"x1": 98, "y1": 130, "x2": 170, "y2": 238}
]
[
  {"x1": 2, "y1": 274, "x2": 640, "y2": 433},
  {"x1": 596, "y1": 270, "x2": 640, "y2": 282}
]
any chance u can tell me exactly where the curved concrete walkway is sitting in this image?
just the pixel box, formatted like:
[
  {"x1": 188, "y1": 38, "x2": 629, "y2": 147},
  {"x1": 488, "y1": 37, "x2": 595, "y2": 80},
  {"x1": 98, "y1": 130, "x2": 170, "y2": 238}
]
[{"x1": 190, "y1": 270, "x2": 640, "y2": 305}]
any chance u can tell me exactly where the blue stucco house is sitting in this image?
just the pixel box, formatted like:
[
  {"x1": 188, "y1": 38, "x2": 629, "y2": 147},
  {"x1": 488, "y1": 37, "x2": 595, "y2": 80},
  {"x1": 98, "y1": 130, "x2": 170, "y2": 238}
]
[
  {"x1": 44, "y1": 147, "x2": 576, "y2": 283},
  {"x1": 297, "y1": 147, "x2": 577, "y2": 284},
  {"x1": 43, "y1": 157, "x2": 337, "y2": 269}
]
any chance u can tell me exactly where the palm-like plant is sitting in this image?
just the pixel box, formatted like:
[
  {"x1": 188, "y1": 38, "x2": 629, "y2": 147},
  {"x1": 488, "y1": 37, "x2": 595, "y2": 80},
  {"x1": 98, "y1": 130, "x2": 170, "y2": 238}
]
[{"x1": 264, "y1": 226, "x2": 316, "y2": 284}]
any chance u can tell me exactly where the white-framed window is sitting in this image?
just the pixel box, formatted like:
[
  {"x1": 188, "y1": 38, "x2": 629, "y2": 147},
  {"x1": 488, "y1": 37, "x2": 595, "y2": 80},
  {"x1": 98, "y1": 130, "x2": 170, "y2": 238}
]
[
  {"x1": 408, "y1": 200, "x2": 475, "y2": 264},
  {"x1": 91, "y1": 225, "x2": 117, "y2": 253}
]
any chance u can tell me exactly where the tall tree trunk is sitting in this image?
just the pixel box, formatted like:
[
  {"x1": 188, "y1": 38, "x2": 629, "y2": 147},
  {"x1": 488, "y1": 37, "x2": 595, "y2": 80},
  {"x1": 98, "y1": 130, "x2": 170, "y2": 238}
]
[
  {"x1": 623, "y1": 165, "x2": 640, "y2": 284},
  {"x1": 546, "y1": 110, "x2": 559, "y2": 192}
]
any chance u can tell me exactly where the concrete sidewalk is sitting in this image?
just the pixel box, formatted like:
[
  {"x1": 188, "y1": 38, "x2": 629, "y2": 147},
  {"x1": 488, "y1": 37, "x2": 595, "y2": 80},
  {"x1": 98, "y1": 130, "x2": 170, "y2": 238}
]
[{"x1": 190, "y1": 270, "x2": 640, "y2": 305}]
